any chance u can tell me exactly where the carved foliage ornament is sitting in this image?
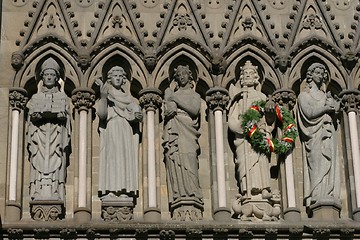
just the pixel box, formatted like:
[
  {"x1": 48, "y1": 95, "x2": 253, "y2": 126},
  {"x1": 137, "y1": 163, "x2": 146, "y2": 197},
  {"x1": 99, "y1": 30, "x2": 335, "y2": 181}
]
[
  {"x1": 340, "y1": 90, "x2": 360, "y2": 113},
  {"x1": 173, "y1": 13, "x2": 193, "y2": 31},
  {"x1": 206, "y1": 88, "x2": 229, "y2": 111},
  {"x1": 139, "y1": 92, "x2": 162, "y2": 111},
  {"x1": 71, "y1": 90, "x2": 96, "y2": 111},
  {"x1": 303, "y1": 14, "x2": 322, "y2": 30},
  {"x1": 9, "y1": 89, "x2": 28, "y2": 111}
]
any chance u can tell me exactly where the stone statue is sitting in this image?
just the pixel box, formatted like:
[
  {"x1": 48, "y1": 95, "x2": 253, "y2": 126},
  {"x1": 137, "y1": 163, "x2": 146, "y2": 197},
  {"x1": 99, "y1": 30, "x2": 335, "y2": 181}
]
[
  {"x1": 27, "y1": 57, "x2": 71, "y2": 202},
  {"x1": 229, "y1": 60, "x2": 279, "y2": 221},
  {"x1": 297, "y1": 63, "x2": 341, "y2": 213},
  {"x1": 97, "y1": 66, "x2": 142, "y2": 220},
  {"x1": 163, "y1": 64, "x2": 203, "y2": 220}
]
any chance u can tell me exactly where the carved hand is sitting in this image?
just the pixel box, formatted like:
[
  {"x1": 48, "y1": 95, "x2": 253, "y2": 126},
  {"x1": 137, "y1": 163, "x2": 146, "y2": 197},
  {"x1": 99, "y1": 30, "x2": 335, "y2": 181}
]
[
  {"x1": 30, "y1": 112, "x2": 42, "y2": 122},
  {"x1": 134, "y1": 111, "x2": 143, "y2": 122}
]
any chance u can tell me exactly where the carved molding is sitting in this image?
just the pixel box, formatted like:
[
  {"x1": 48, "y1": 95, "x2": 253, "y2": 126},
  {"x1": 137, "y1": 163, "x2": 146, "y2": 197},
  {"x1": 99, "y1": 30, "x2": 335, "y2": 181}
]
[
  {"x1": 340, "y1": 89, "x2": 360, "y2": 113},
  {"x1": 159, "y1": 230, "x2": 175, "y2": 240},
  {"x1": 139, "y1": 88, "x2": 163, "y2": 111},
  {"x1": 9, "y1": 88, "x2": 28, "y2": 111},
  {"x1": 8, "y1": 228, "x2": 23, "y2": 240},
  {"x1": 71, "y1": 88, "x2": 96, "y2": 111},
  {"x1": 206, "y1": 87, "x2": 229, "y2": 111}
]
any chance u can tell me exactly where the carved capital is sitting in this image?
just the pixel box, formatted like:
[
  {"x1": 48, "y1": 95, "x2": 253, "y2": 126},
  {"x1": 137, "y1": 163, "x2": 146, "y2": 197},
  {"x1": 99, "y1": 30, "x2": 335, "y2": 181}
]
[
  {"x1": 340, "y1": 90, "x2": 360, "y2": 113},
  {"x1": 206, "y1": 87, "x2": 229, "y2": 111},
  {"x1": 271, "y1": 88, "x2": 296, "y2": 110},
  {"x1": 139, "y1": 88, "x2": 162, "y2": 111},
  {"x1": 9, "y1": 88, "x2": 28, "y2": 111},
  {"x1": 71, "y1": 88, "x2": 95, "y2": 111}
]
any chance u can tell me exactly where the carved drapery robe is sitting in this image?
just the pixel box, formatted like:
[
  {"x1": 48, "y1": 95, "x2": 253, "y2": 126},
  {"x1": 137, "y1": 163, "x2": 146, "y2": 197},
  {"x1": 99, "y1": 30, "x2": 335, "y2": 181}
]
[
  {"x1": 27, "y1": 88, "x2": 71, "y2": 201},
  {"x1": 297, "y1": 89, "x2": 340, "y2": 207},
  {"x1": 98, "y1": 86, "x2": 140, "y2": 197},
  {"x1": 163, "y1": 88, "x2": 202, "y2": 202}
]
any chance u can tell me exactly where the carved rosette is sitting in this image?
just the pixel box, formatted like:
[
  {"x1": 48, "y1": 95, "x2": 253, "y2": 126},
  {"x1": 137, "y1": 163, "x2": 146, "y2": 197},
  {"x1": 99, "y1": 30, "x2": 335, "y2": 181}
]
[
  {"x1": 271, "y1": 89, "x2": 296, "y2": 109},
  {"x1": 339, "y1": 90, "x2": 360, "y2": 113},
  {"x1": 8, "y1": 228, "x2": 23, "y2": 239},
  {"x1": 159, "y1": 230, "x2": 175, "y2": 240},
  {"x1": 206, "y1": 87, "x2": 229, "y2": 111},
  {"x1": 139, "y1": 88, "x2": 162, "y2": 111},
  {"x1": 9, "y1": 88, "x2": 28, "y2": 111},
  {"x1": 71, "y1": 88, "x2": 96, "y2": 112}
]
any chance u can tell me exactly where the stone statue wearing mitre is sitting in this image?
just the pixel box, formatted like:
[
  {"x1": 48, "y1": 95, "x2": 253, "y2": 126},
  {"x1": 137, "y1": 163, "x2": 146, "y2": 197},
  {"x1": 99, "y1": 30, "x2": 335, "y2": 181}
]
[{"x1": 27, "y1": 57, "x2": 71, "y2": 204}]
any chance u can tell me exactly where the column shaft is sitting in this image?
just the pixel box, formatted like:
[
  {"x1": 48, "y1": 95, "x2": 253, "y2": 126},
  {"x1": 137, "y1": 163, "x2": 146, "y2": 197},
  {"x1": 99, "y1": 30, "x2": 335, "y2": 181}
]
[
  {"x1": 285, "y1": 153, "x2": 296, "y2": 208},
  {"x1": 147, "y1": 110, "x2": 157, "y2": 208},
  {"x1": 214, "y1": 109, "x2": 226, "y2": 208},
  {"x1": 349, "y1": 111, "x2": 360, "y2": 208},
  {"x1": 9, "y1": 109, "x2": 20, "y2": 201},
  {"x1": 78, "y1": 110, "x2": 87, "y2": 208}
]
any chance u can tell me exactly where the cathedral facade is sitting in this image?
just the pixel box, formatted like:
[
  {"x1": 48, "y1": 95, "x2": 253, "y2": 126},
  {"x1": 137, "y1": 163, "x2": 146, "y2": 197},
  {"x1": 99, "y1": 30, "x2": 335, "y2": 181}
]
[{"x1": 1, "y1": 0, "x2": 360, "y2": 239}]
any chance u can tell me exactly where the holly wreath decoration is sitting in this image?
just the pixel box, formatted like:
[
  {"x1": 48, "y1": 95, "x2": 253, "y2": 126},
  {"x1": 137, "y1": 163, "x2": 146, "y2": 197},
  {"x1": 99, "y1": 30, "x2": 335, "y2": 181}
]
[{"x1": 241, "y1": 100, "x2": 298, "y2": 156}]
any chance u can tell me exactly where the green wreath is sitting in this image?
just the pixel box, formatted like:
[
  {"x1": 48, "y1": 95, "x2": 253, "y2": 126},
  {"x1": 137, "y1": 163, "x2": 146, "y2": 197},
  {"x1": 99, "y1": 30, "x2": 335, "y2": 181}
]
[{"x1": 241, "y1": 100, "x2": 298, "y2": 156}]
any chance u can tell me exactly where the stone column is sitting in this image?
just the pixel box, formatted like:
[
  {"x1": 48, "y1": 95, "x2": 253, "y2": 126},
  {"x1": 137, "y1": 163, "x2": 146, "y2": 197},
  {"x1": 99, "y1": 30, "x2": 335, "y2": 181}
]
[
  {"x1": 272, "y1": 89, "x2": 300, "y2": 221},
  {"x1": 6, "y1": 88, "x2": 27, "y2": 221},
  {"x1": 206, "y1": 87, "x2": 231, "y2": 221},
  {"x1": 71, "y1": 88, "x2": 95, "y2": 222},
  {"x1": 340, "y1": 90, "x2": 360, "y2": 221},
  {"x1": 139, "y1": 88, "x2": 162, "y2": 222}
]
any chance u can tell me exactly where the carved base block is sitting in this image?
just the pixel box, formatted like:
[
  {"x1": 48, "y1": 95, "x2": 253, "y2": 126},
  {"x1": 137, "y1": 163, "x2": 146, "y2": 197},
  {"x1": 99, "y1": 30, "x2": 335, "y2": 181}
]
[
  {"x1": 170, "y1": 197, "x2": 204, "y2": 221},
  {"x1": 352, "y1": 208, "x2": 360, "y2": 221},
  {"x1": 74, "y1": 207, "x2": 91, "y2": 222},
  {"x1": 232, "y1": 199, "x2": 281, "y2": 221},
  {"x1": 310, "y1": 201, "x2": 341, "y2": 220},
  {"x1": 101, "y1": 194, "x2": 135, "y2": 222},
  {"x1": 213, "y1": 207, "x2": 231, "y2": 221},
  {"x1": 284, "y1": 207, "x2": 301, "y2": 222},
  {"x1": 30, "y1": 200, "x2": 64, "y2": 221},
  {"x1": 6, "y1": 201, "x2": 21, "y2": 221},
  {"x1": 144, "y1": 207, "x2": 161, "y2": 222}
]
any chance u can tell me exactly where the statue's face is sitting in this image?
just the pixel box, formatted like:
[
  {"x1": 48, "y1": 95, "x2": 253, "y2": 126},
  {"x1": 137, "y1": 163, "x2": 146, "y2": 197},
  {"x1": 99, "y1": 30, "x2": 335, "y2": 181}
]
[
  {"x1": 110, "y1": 69, "x2": 126, "y2": 89},
  {"x1": 42, "y1": 69, "x2": 58, "y2": 88},
  {"x1": 175, "y1": 69, "x2": 190, "y2": 87},
  {"x1": 241, "y1": 68, "x2": 257, "y2": 87},
  {"x1": 311, "y1": 67, "x2": 325, "y2": 85}
]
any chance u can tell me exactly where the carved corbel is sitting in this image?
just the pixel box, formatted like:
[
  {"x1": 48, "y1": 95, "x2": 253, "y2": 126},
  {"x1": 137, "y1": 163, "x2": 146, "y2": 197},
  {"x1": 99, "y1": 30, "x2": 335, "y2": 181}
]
[{"x1": 271, "y1": 88, "x2": 296, "y2": 110}]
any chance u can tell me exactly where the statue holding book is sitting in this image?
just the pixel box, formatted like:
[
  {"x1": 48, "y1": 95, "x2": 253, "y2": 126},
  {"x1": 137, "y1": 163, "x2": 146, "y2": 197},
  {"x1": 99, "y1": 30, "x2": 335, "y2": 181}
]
[{"x1": 27, "y1": 57, "x2": 71, "y2": 203}]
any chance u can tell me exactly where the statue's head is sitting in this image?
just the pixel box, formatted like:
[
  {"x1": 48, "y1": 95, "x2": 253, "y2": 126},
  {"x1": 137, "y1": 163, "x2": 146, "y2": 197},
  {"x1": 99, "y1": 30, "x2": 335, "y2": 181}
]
[
  {"x1": 173, "y1": 65, "x2": 194, "y2": 89},
  {"x1": 306, "y1": 63, "x2": 328, "y2": 86},
  {"x1": 11, "y1": 51, "x2": 24, "y2": 70},
  {"x1": 40, "y1": 58, "x2": 61, "y2": 89},
  {"x1": 107, "y1": 66, "x2": 127, "y2": 89},
  {"x1": 239, "y1": 60, "x2": 260, "y2": 88}
]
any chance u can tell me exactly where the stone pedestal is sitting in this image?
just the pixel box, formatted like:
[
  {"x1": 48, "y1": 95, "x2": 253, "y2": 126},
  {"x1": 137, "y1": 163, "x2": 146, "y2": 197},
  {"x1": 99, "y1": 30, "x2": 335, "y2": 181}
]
[
  {"x1": 30, "y1": 200, "x2": 64, "y2": 221},
  {"x1": 170, "y1": 197, "x2": 204, "y2": 221},
  {"x1": 6, "y1": 200, "x2": 21, "y2": 221},
  {"x1": 74, "y1": 207, "x2": 91, "y2": 222},
  {"x1": 213, "y1": 207, "x2": 231, "y2": 221},
  {"x1": 309, "y1": 201, "x2": 341, "y2": 220},
  {"x1": 101, "y1": 194, "x2": 135, "y2": 222},
  {"x1": 232, "y1": 196, "x2": 281, "y2": 221},
  {"x1": 284, "y1": 207, "x2": 301, "y2": 222},
  {"x1": 144, "y1": 207, "x2": 161, "y2": 222}
]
